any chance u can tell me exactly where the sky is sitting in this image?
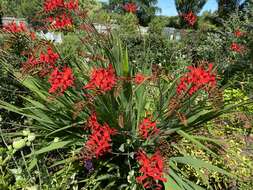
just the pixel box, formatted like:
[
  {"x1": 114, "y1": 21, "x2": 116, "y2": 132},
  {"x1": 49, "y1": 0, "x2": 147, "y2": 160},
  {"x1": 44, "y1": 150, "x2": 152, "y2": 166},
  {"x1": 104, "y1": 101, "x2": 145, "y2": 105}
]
[
  {"x1": 100, "y1": 0, "x2": 218, "y2": 16},
  {"x1": 157, "y1": 0, "x2": 218, "y2": 16}
]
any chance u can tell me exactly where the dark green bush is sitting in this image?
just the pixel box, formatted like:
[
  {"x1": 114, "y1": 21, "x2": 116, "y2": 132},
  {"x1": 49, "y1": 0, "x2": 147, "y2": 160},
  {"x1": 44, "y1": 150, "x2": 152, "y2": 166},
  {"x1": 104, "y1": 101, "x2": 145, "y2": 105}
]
[{"x1": 121, "y1": 34, "x2": 192, "y2": 73}]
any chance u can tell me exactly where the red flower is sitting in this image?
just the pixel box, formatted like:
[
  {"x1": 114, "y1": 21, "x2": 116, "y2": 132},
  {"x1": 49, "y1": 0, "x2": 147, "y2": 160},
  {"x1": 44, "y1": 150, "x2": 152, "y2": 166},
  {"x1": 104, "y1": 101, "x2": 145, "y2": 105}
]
[
  {"x1": 182, "y1": 11, "x2": 197, "y2": 26},
  {"x1": 50, "y1": 14, "x2": 73, "y2": 29},
  {"x1": 21, "y1": 55, "x2": 39, "y2": 74},
  {"x1": 136, "y1": 150, "x2": 167, "y2": 190},
  {"x1": 44, "y1": 0, "x2": 65, "y2": 12},
  {"x1": 139, "y1": 118, "x2": 159, "y2": 139},
  {"x1": 30, "y1": 32, "x2": 36, "y2": 40},
  {"x1": 64, "y1": 0, "x2": 79, "y2": 10},
  {"x1": 84, "y1": 64, "x2": 116, "y2": 92},
  {"x1": 39, "y1": 47, "x2": 59, "y2": 66},
  {"x1": 21, "y1": 48, "x2": 59, "y2": 76},
  {"x1": 177, "y1": 64, "x2": 216, "y2": 95},
  {"x1": 43, "y1": 1, "x2": 78, "y2": 31},
  {"x1": 26, "y1": 55, "x2": 40, "y2": 66},
  {"x1": 85, "y1": 112, "x2": 117, "y2": 159},
  {"x1": 234, "y1": 29, "x2": 243, "y2": 37},
  {"x1": 134, "y1": 73, "x2": 146, "y2": 84},
  {"x1": 44, "y1": 0, "x2": 78, "y2": 12},
  {"x1": 230, "y1": 42, "x2": 244, "y2": 53},
  {"x1": 123, "y1": 3, "x2": 137, "y2": 13},
  {"x1": 3, "y1": 21, "x2": 28, "y2": 33},
  {"x1": 48, "y1": 67, "x2": 74, "y2": 94},
  {"x1": 87, "y1": 113, "x2": 101, "y2": 132},
  {"x1": 85, "y1": 123, "x2": 116, "y2": 158}
]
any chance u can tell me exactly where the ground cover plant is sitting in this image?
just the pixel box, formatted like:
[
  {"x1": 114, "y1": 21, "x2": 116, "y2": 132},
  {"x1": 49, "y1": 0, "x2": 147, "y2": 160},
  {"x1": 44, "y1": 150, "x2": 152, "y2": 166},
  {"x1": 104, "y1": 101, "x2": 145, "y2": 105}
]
[{"x1": 0, "y1": 0, "x2": 253, "y2": 190}]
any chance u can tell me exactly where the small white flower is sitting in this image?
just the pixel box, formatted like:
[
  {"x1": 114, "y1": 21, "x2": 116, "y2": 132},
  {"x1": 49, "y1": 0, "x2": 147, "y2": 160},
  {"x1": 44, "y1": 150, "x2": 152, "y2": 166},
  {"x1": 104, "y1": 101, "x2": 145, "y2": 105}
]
[
  {"x1": 27, "y1": 133, "x2": 36, "y2": 142},
  {"x1": 127, "y1": 170, "x2": 135, "y2": 183},
  {"x1": 22, "y1": 129, "x2": 30, "y2": 136},
  {"x1": 54, "y1": 137, "x2": 60, "y2": 143},
  {"x1": 13, "y1": 139, "x2": 26, "y2": 150}
]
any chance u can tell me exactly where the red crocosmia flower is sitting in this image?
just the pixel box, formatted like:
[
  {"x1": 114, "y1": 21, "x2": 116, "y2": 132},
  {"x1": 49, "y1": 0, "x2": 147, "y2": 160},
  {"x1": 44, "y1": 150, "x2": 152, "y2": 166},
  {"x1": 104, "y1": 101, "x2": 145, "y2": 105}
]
[
  {"x1": 3, "y1": 21, "x2": 28, "y2": 33},
  {"x1": 39, "y1": 47, "x2": 59, "y2": 66},
  {"x1": 134, "y1": 73, "x2": 146, "y2": 84},
  {"x1": 21, "y1": 55, "x2": 37, "y2": 74},
  {"x1": 230, "y1": 42, "x2": 244, "y2": 53},
  {"x1": 136, "y1": 150, "x2": 167, "y2": 190},
  {"x1": 43, "y1": 0, "x2": 65, "y2": 12},
  {"x1": 84, "y1": 64, "x2": 116, "y2": 92},
  {"x1": 182, "y1": 11, "x2": 197, "y2": 26},
  {"x1": 123, "y1": 3, "x2": 137, "y2": 13},
  {"x1": 22, "y1": 48, "x2": 59, "y2": 76},
  {"x1": 177, "y1": 63, "x2": 217, "y2": 95},
  {"x1": 21, "y1": 55, "x2": 39, "y2": 72},
  {"x1": 234, "y1": 29, "x2": 243, "y2": 37},
  {"x1": 87, "y1": 113, "x2": 101, "y2": 132},
  {"x1": 27, "y1": 56, "x2": 40, "y2": 66},
  {"x1": 44, "y1": 0, "x2": 78, "y2": 12},
  {"x1": 85, "y1": 123, "x2": 116, "y2": 158},
  {"x1": 39, "y1": 47, "x2": 59, "y2": 67},
  {"x1": 30, "y1": 32, "x2": 36, "y2": 40},
  {"x1": 48, "y1": 67, "x2": 74, "y2": 94},
  {"x1": 139, "y1": 118, "x2": 159, "y2": 139},
  {"x1": 50, "y1": 14, "x2": 73, "y2": 29},
  {"x1": 64, "y1": 0, "x2": 79, "y2": 10}
]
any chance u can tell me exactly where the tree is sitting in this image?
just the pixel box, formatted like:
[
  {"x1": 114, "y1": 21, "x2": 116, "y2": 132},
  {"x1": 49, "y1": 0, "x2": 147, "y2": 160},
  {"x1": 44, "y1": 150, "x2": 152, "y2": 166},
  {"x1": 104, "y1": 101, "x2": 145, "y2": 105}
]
[
  {"x1": 108, "y1": 0, "x2": 123, "y2": 12},
  {"x1": 136, "y1": 0, "x2": 161, "y2": 26},
  {"x1": 108, "y1": 0, "x2": 160, "y2": 26},
  {"x1": 239, "y1": 0, "x2": 253, "y2": 18},
  {"x1": 216, "y1": 0, "x2": 242, "y2": 18},
  {"x1": 175, "y1": 0, "x2": 207, "y2": 15},
  {"x1": 175, "y1": 0, "x2": 207, "y2": 28}
]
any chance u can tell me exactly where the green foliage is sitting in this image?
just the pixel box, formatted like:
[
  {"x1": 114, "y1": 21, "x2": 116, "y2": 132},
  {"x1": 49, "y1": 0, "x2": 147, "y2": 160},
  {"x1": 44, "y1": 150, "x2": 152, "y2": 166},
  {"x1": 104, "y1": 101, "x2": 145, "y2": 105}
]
[
  {"x1": 112, "y1": 13, "x2": 139, "y2": 36},
  {"x1": 89, "y1": 10, "x2": 139, "y2": 36},
  {"x1": 166, "y1": 16, "x2": 181, "y2": 28},
  {"x1": 0, "y1": 0, "x2": 42, "y2": 26},
  {"x1": 240, "y1": 0, "x2": 253, "y2": 18},
  {"x1": 180, "y1": 11, "x2": 253, "y2": 87},
  {"x1": 79, "y1": 0, "x2": 102, "y2": 16},
  {"x1": 176, "y1": 123, "x2": 253, "y2": 190},
  {"x1": 90, "y1": 9, "x2": 112, "y2": 24},
  {"x1": 216, "y1": 0, "x2": 242, "y2": 18},
  {"x1": 121, "y1": 34, "x2": 191, "y2": 71},
  {"x1": 0, "y1": 34, "x2": 31, "y2": 135},
  {"x1": 198, "y1": 11, "x2": 218, "y2": 31},
  {"x1": 174, "y1": 88, "x2": 253, "y2": 190},
  {"x1": 135, "y1": 0, "x2": 161, "y2": 26},
  {"x1": 148, "y1": 16, "x2": 167, "y2": 35}
]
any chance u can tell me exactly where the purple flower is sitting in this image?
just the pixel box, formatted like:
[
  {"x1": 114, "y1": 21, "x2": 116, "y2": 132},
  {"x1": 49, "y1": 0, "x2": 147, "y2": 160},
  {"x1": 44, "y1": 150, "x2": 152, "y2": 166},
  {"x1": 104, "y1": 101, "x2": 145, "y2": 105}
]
[{"x1": 85, "y1": 160, "x2": 94, "y2": 172}]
